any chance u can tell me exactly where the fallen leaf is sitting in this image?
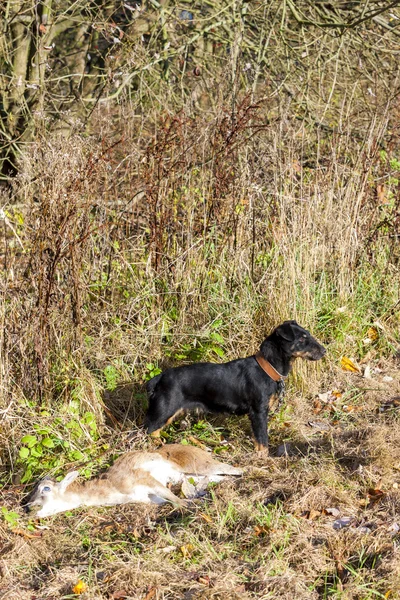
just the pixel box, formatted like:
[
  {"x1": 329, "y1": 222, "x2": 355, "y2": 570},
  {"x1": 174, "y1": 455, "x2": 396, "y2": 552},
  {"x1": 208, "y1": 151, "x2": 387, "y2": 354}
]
[
  {"x1": 308, "y1": 509, "x2": 321, "y2": 520},
  {"x1": 12, "y1": 528, "x2": 42, "y2": 539},
  {"x1": 313, "y1": 399, "x2": 323, "y2": 414},
  {"x1": 367, "y1": 488, "x2": 385, "y2": 504},
  {"x1": 377, "y1": 184, "x2": 389, "y2": 204},
  {"x1": 72, "y1": 580, "x2": 87, "y2": 595},
  {"x1": 307, "y1": 421, "x2": 331, "y2": 431},
  {"x1": 340, "y1": 357, "x2": 360, "y2": 373},
  {"x1": 109, "y1": 591, "x2": 128, "y2": 600},
  {"x1": 156, "y1": 545, "x2": 176, "y2": 554},
  {"x1": 325, "y1": 507, "x2": 340, "y2": 517},
  {"x1": 199, "y1": 512, "x2": 213, "y2": 524},
  {"x1": 367, "y1": 327, "x2": 379, "y2": 341},
  {"x1": 197, "y1": 575, "x2": 211, "y2": 586},
  {"x1": 187, "y1": 436, "x2": 208, "y2": 449},
  {"x1": 180, "y1": 543, "x2": 195, "y2": 558},
  {"x1": 254, "y1": 525, "x2": 269, "y2": 536},
  {"x1": 342, "y1": 405, "x2": 364, "y2": 413},
  {"x1": 333, "y1": 516, "x2": 354, "y2": 530},
  {"x1": 144, "y1": 587, "x2": 157, "y2": 600},
  {"x1": 388, "y1": 523, "x2": 399, "y2": 536},
  {"x1": 357, "y1": 526, "x2": 371, "y2": 534},
  {"x1": 363, "y1": 365, "x2": 372, "y2": 379}
]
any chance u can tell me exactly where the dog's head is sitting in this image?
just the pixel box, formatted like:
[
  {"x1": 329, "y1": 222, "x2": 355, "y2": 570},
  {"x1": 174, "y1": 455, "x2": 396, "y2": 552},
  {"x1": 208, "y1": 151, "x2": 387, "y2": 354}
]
[{"x1": 272, "y1": 320, "x2": 326, "y2": 361}]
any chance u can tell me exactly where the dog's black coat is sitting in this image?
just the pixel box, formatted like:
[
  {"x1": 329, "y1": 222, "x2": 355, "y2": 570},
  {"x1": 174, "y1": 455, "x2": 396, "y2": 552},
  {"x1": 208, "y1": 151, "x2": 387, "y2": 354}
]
[{"x1": 145, "y1": 321, "x2": 326, "y2": 450}]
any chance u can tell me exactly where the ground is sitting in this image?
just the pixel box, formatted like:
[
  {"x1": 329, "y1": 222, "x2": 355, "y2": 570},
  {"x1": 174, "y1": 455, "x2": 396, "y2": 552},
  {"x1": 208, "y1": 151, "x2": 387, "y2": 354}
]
[{"x1": 1, "y1": 359, "x2": 400, "y2": 600}]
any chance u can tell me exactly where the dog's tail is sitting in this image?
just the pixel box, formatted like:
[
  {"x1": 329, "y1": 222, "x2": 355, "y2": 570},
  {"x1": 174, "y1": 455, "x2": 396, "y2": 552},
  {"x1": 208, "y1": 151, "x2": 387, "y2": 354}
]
[{"x1": 146, "y1": 373, "x2": 162, "y2": 398}]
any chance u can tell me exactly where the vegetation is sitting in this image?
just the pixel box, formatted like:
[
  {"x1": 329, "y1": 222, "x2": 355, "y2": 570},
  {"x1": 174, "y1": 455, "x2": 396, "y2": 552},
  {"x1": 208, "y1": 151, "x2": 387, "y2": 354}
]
[{"x1": 0, "y1": 0, "x2": 399, "y2": 598}]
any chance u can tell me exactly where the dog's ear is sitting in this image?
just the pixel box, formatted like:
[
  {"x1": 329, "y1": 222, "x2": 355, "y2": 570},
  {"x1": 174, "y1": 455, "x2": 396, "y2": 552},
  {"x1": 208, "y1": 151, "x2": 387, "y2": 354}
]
[{"x1": 276, "y1": 323, "x2": 295, "y2": 341}]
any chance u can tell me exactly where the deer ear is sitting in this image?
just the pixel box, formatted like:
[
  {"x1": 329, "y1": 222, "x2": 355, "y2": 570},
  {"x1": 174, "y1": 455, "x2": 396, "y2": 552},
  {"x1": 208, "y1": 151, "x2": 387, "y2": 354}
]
[{"x1": 58, "y1": 471, "x2": 79, "y2": 492}]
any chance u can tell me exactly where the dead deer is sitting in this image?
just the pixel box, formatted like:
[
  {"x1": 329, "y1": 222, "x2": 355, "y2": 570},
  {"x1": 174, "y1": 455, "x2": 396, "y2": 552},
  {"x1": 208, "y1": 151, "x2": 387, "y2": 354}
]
[{"x1": 25, "y1": 444, "x2": 242, "y2": 517}]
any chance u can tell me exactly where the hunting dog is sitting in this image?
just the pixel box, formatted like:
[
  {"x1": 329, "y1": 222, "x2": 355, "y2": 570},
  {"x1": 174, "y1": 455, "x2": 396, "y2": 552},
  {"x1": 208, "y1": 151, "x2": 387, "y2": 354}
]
[{"x1": 145, "y1": 321, "x2": 326, "y2": 452}]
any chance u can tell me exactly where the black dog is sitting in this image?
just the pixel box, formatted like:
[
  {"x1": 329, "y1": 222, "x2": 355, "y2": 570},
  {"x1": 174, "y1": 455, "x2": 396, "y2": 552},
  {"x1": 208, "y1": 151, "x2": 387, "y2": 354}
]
[{"x1": 145, "y1": 321, "x2": 326, "y2": 452}]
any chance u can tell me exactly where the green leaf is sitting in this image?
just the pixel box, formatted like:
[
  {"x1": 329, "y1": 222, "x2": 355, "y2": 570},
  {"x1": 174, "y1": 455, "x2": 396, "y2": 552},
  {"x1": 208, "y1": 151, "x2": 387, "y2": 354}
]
[
  {"x1": 211, "y1": 319, "x2": 223, "y2": 329},
  {"x1": 31, "y1": 446, "x2": 43, "y2": 457},
  {"x1": 210, "y1": 332, "x2": 224, "y2": 343},
  {"x1": 70, "y1": 450, "x2": 84, "y2": 461},
  {"x1": 41, "y1": 437, "x2": 55, "y2": 448},
  {"x1": 21, "y1": 435, "x2": 38, "y2": 448},
  {"x1": 33, "y1": 425, "x2": 50, "y2": 434},
  {"x1": 19, "y1": 447, "x2": 30, "y2": 458},
  {"x1": 212, "y1": 346, "x2": 225, "y2": 357}
]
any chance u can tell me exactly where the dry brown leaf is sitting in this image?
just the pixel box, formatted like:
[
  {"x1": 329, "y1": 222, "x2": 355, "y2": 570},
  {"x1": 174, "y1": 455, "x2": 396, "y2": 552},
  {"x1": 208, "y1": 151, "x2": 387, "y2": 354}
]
[
  {"x1": 187, "y1": 436, "x2": 207, "y2": 449},
  {"x1": 342, "y1": 405, "x2": 363, "y2": 413},
  {"x1": 313, "y1": 399, "x2": 323, "y2": 414},
  {"x1": 368, "y1": 488, "x2": 385, "y2": 501},
  {"x1": 308, "y1": 509, "x2": 321, "y2": 520},
  {"x1": 72, "y1": 580, "x2": 87, "y2": 595},
  {"x1": 109, "y1": 591, "x2": 128, "y2": 600},
  {"x1": 340, "y1": 356, "x2": 360, "y2": 373},
  {"x1": 12, "y1": 528, "x2": 42, "y2": 539},
  {"x1": 377, "y1": 184, "x2": 389, "y2": 204},
  {"x1": 144, "y1": 587, "x2": 157, "y2": 600},
  {"x1": 254, "y1": 525, "x2": 269, "y2": 536}
]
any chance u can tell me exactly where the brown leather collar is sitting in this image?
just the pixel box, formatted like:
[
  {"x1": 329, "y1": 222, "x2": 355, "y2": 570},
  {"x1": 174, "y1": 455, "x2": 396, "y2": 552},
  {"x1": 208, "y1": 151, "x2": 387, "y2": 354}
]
[{"x1": 255, "y1": 352, "x2": 284, "y2": 382}]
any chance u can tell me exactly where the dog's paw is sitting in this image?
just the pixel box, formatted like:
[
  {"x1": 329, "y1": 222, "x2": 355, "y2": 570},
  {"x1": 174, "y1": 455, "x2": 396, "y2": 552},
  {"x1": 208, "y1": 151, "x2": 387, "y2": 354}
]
[{"x1": 255, "y1": 443, "x2": 269, "y2": 457}]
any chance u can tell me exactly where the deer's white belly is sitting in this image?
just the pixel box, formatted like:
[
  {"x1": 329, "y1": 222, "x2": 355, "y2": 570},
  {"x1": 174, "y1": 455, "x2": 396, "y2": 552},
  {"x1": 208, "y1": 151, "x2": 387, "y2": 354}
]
[{"x1": 139, "y1": 458, "x2": 184, "y2": 486}]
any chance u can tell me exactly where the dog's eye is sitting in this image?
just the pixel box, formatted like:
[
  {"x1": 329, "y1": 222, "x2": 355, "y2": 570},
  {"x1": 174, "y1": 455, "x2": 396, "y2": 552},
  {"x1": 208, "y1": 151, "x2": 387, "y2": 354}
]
[
  {"x1": 299, "y1": 336, "x2": 307, "y2": 343},
  {"x1": 42, "y1": 486, "x2": 51, "y2": 492}
]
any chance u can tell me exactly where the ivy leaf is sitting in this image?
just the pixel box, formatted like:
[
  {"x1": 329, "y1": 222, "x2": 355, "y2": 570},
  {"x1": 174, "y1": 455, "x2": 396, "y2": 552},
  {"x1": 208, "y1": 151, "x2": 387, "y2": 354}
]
[{"x1": 19, "y1": 447, "x2": 30, "y2": 459}]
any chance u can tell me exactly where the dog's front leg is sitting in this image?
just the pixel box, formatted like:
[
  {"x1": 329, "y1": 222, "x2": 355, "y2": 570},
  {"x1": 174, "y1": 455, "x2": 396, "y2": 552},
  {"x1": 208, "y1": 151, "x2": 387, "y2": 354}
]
[{"x1": 249, "y1": 406, "x2": 269, "y2": 455}]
